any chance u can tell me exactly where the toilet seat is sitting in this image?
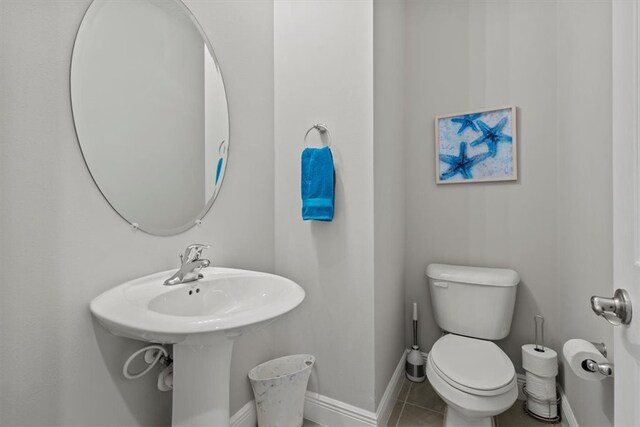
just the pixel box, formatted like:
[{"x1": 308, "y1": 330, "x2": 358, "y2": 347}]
[{"x1": 430, "y1": 334, "x2": 515, "y2": 396}]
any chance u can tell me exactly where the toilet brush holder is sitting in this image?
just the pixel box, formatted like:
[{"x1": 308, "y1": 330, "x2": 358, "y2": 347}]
[
  {"x1": 406, "y1": 345, "x2": 425, "y2": 382},
  {"x1": 406, "y1": 305, "x2": 426, "y2": 382}
]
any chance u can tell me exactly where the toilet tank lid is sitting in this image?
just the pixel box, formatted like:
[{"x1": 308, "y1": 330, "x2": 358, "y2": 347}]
[{"x1": 426, "y1": 264, "x2": 520, "y2": 287}]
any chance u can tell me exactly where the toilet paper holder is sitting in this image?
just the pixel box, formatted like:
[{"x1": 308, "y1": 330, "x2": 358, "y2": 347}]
[
  {"x1": 590, "y1": 341, "x2": 607, "y2": 358},
  {"x1": 582, "y1": 359, "x2": 614, "y2": 377},
  {"x1": 581, "y1": 341, "x2": 612, "y2": 377}
]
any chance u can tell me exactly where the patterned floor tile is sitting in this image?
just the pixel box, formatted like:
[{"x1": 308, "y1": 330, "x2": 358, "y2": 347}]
[
  {"x1": 386, "y1": 399, "x2": 404, "y2": 427},
  {"x1": 397, "y1": 403, "x2": 444, "y2": 427},
  {"x1": 497, "y1": 402, "x2": 558, "y2": 427},
  {"x1": 406, "y1": 380, "x2": 446, "y2": 414}
]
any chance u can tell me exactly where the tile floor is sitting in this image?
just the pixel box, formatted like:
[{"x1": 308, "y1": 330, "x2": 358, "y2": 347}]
[
  {"x1": 387, "y1": 378, "x2": 558, "y2": 427},
  {"x1": 303, "y1": 378, "x2": 558, "y2": 427}
]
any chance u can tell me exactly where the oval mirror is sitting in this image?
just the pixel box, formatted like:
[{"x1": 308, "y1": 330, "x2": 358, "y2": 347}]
[{"x1": 71, "y1": 0, "x2": 229, "y2": 235}]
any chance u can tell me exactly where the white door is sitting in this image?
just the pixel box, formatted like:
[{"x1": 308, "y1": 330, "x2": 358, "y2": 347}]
[{"x1": 613, "y1": 1, "x2": 640, "y2": 426}]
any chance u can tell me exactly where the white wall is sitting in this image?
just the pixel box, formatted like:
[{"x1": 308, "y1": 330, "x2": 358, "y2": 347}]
[
  {"x1": 555, "y1": 2, "x2": 614, "y2": 424},
  {"x1": 273, "y1": 0, "x2": 377, "y2": 412},
  {"x1": 373, "y1": 0, "x2": 406, "y2": 408},
  {"x1": 1, "y1": 1, "x2": 617, "y2": 425},
  {"x1": 403, "y1": 1, "x2": 613, "y2": 426},
  {"x1": 0, "y1": 0, "x2": 274, "y2": 424}
]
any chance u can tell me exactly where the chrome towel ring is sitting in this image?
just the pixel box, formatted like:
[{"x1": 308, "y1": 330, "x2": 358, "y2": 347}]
[{"x1": 304, "y1": 123, "x2": 332, "y2": 148}]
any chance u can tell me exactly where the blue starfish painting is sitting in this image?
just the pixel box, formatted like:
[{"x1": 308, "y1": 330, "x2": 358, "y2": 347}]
[
  {"x1": 436, "y1": 106, "x2": 517, "y2": 183},
  {"x1": 439, "y1": 142, "x2": 491, "y2": 180},
  {"x1": 451, "y1": 113, "x2": 481, "y2": 134},
  {"x1": 470, "y1": 117, "x2": 513, "y2": 156}
]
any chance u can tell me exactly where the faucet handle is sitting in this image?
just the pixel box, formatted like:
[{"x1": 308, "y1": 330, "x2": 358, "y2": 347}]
[{"x1": 181, "y1": 244, "x2": 211, "y2": 264}]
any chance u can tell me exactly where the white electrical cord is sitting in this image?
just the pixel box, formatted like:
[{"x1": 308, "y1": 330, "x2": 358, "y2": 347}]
[{"x1": 123, "y1": 345, "x2": 169, "y2": 380}]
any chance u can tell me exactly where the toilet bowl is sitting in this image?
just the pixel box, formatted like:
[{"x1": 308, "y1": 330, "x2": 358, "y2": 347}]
[
  {"x1": 425, "y1": 264, "x2": 520, "y2": 427},
  {"x1": 426, "y1": 334, "x2": 517, "y2": 427}
]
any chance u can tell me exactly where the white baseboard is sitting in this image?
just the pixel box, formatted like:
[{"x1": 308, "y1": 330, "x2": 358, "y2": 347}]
[
  {"x1": 304, "y1": 391, "x2": 376, "y2": 426},
  {"x1": 303, "y1": 350, "x2": 409, "y2": 427},
  {"x1": 231, "y1": 351, "x2": 408, "y2": 427},
  {"x1": 558, "y1": 384, "x2": 578, "y2": 427},
  {"x1": 375, "y1": 351, "x2": 408, "y2": 427},
  {"x1": 231, "y1": 383, "x2": 380, "y2": 427},
  {"x1": 232, "y1": 351, "x2": 582, "y2": 427},
  {"x1": 230, "y1": 399, "x2": 257, "y2": 427}
]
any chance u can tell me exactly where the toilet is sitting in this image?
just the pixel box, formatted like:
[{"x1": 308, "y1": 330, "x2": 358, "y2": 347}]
[{"x1": 425, "y1": 264, "x2": 520, "y2": 427}]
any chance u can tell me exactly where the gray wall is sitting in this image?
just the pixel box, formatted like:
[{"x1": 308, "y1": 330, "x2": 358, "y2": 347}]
[
  {"x1": 0, "y1": 0, "x2": 274, "y2": 424},
  {"x1": 373, "y1": 0, "x2": 406, "y2": 408},
  {"x1": 272, "y1": 0, "x2": 408, "y2": 412},
  {"x1": 0, "y1": 1, "x2": 617, "y2": 425},
  {"x1": 554, "y1": 1, "x2": 614, "y2": 424},
  {"x1": 403, "y1": 1, "x2": 613, "y2": 426},
  {"x1": 273, "y1": 0, "x2": 377, "y2": 412}
]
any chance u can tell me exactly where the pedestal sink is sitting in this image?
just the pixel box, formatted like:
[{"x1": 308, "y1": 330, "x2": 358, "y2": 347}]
[{"x1": 90, "y1": 268, "x2": 305, "y2": 427}]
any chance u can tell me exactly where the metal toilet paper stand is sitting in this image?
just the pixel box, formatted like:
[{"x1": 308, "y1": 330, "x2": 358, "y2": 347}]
[
  {"x1": 522, "y1": 386, "x2": 562, "y2": 424},
  {"x1": 523, "y1": 337, "x2": 609, "y2": 423},
  {"x1": 522, "y1": 315, "x2": 561, "y2": 424}
]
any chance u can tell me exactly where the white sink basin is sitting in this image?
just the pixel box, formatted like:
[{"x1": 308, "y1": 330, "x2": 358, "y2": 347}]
[
  {"x1": 90, "y1": 267, "x2": 305, "y2": 344},
  {"x1": 90, "y1": 267, "x2": 305, "y2": 427}
]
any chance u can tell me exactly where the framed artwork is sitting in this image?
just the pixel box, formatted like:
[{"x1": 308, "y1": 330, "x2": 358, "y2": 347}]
[{"x1": 435, "y1": 106, "x2": 517, "y2": 184}]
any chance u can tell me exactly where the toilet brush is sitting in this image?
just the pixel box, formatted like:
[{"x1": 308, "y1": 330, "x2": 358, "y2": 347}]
[{"x1": 406, "y1": 302, "x2": 426, "y2": 382}]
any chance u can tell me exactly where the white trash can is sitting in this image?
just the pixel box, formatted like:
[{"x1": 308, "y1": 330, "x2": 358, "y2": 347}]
[{"x1": 248, "y1": 354, "x2": 315, "y2": 427}]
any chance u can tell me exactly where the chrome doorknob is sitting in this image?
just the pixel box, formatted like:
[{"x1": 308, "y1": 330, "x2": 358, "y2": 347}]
[{"x1": 590, "y1": 289, "x2": 632, "y2": 325}]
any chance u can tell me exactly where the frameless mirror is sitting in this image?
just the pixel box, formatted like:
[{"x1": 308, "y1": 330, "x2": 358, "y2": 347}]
[{"x1": 71, "y1": 0, "x2": 229, "y2": 235}]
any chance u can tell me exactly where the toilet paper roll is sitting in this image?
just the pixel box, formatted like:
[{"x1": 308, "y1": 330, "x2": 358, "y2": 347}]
[
  {"x1": 525, "y1": 371, "x2": 557, "y2": 399},
  {"x1": 522, "y1": 344, "x2": 559, "y2": 419},
  {"x1": 525, "y1": 371, "x2": 558, "y2": 419},
  {"x1": 522, "y1": 344, "x2": 558, "y2": 377},
  {"x1": 562, "y1": 339, "x2": 608, "y2": 381},
  {"x1": 527, "y1": 396, "x2": 558, "y2": 419}
]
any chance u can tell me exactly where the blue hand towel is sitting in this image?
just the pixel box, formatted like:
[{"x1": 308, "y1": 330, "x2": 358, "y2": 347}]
[{"x1": 301, "y1": 146, "x2": 334, "y2": 221}]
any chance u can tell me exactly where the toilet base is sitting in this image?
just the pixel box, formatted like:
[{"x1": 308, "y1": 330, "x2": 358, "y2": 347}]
[{"x1": 444, "y1": 406, "x2": 496, "y2": 427}]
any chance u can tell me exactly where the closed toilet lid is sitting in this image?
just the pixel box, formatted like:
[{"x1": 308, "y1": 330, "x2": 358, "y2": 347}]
[{"x1": 430, "y1": 334, "x2": 515, "y2": 395}]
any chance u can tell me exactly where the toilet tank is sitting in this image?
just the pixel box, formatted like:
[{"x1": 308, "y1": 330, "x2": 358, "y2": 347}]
[{"x1": 426, "y1": 264, "x2": 519, "y2": 340}]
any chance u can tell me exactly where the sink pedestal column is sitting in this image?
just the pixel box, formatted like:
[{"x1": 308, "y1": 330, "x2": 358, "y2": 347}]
[{"x1": 172, "y1": 334, "x2": 235, "y2": 427}]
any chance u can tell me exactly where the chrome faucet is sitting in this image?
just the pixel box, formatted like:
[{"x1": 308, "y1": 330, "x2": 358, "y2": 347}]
[{"x1": 163, "y1": 244, "x2": 211, "y2": 286}]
